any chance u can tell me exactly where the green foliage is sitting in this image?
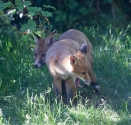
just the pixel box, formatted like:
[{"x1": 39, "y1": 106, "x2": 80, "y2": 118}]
[
  {"x1": 21, "y1": 20, "x2": 36, "y2": 32},
  {"x1": 15, "y1": 0, "x2": 32, "y2": 10},
  {"x1": 68, "y1": 0, "x2": 78, "y2": 9},
  {"x1": 27, "y1": 7, "x2": 42, "y2": 16},
  {"x1": 0, "y1": 0, "x2": 13, "y2": 10},
  {"x1": 0, "y1": 11, "x2": 10, "y2": 25},
  {"x1": 43, "y1": 5, "x2": 56, "y2": 10},
  {"x1": 103, "y1": 0, "x2": 113, "y2": 4},
  {"x1": 0, "y1": 0, "x2": 54, "y2": 33},
  {"x1": 39, "y1": 0, "x2": 131, "y2": 32}
]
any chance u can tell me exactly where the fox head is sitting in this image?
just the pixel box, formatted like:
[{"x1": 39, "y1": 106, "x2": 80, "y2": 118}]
[
  {"x1": 69, "y1": 44, "x2": 91, "y2": 86},
  {"x1": 33, "y1": 30, "x2": 56, "y2": 68}
]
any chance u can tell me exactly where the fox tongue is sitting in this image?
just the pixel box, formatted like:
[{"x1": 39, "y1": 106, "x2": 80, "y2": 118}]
[{"x1": 75, "y1": 78, "x2": 84, "y2": 88}]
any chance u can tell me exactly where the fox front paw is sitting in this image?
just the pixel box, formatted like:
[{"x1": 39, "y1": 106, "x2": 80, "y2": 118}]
[
  {"x1": 94, "y1": 85, "x2": 100, "y2": 94},
  {"x1": 90, "y1": 82, "x2": 100, "y2": 94}
]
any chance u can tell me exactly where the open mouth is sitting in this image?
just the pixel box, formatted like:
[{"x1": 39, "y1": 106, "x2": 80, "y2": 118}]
[{"x1": 75, "y1": 78, "x2": 84, "y2": 88}]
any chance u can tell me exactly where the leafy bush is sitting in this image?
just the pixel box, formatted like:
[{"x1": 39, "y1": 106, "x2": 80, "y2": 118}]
[
  {"x1": 40, "y1": 0, "x2": 131, "y2": 32},
  {"x1": 0, "y1": 0, "x2": 54, "y2": 33},
  {"x1": 1, "y1": 0, "x2": 131, "y2": 32}
]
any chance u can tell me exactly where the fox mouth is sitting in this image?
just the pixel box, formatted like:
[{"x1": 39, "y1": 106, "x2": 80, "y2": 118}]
[
  {"x1": 34, "y1": 62, "x2": 45, "y2": 68},
  {"x1": 75, "y1": 78, "x2": 84, "y2": 88}
]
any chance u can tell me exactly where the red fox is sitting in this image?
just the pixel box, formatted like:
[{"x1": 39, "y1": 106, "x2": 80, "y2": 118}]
[
  {"x1": 33, "y1": 30, "x2": 56, "y2": 68},
  {"x1": 46, "y1": 29, "x2": 100, "y2": 104}
]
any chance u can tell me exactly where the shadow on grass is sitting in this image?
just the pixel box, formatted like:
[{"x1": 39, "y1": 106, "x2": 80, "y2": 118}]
[
  {"x1": 95, "y1": 52, "x2": 131, "y2": 111},
  {"x1": 1, "y1": 52, "x2": 131, "y2": 124}
]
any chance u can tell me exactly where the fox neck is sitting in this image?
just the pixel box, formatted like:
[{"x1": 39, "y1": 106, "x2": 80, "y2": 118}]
[
  {"x1": 65, "y1": 58, "x2": 75, "y2": 76},
  {"x1": 55, "y1": 56, "x2": 74, "y2": 78}
]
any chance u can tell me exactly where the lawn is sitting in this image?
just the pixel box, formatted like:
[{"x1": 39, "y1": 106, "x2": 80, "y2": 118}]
[{"x1": 0, "y1": 26, "x2": 131, "y2": 125}]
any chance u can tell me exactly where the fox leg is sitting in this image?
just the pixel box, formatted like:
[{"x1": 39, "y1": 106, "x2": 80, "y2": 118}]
[
  {"x1": 65, "y1": 78, "x2": 77, "y2": 105},
  {"x1": 53, "y1": 77, "x2": 62, "y2": 96},
  {"x1": 88, "y1": 67, "x2": 100, "y2": 94},
  {"x1": 87, "y1": 57, "x2": 100, "y2": 93},
  {"x1": 90, "y1": 81, "x2": 100, "y2": 93}
]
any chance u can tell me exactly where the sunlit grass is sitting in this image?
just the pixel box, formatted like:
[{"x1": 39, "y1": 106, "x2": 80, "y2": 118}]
[{"x1": 0, "y1": 26, "x2": 131, "y2": 124}]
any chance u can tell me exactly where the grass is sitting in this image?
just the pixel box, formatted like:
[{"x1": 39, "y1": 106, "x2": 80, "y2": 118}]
[{"x1": 0, "y1": 26, "x2": 131, "y2": 125}]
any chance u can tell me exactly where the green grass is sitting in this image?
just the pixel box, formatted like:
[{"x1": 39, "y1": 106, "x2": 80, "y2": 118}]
[{"x1": 0, "y1": 26, "x2": 131, "y2": 125}]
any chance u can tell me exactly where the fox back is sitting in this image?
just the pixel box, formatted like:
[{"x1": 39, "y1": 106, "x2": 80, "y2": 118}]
[{"x1": 58, "y1": 29, "x2": 92, "y2": 57}]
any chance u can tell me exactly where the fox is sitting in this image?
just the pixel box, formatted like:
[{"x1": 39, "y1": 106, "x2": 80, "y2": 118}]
[
  {"x1": 33, "y1": 30, "x2": 56, "y2": 68},
  {"x1": 46, "y1": 29, "x2": 100, "y2": 105}
]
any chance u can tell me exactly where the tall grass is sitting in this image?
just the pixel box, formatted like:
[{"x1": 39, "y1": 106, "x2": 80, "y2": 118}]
[{"x1": 0, "y1": 26, "x2": 131, "y2": 124}]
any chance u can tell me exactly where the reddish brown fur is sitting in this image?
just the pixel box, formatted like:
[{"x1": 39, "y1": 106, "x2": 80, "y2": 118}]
[
  {"x1": 46, "y1": 29, "x2": 99, "y2": 105},
  {"x1": 33, "y1": 31, "x2": 56, "y2": 68}
]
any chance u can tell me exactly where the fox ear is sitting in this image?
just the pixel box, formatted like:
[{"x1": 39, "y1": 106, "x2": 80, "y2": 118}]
[
  {"x1": 79, "y1": 44, "x2": 87, "y2": 54},
  {"x1": 45, "y1": 30, "x2": 57, "y2": 46},
  {"x1": 45, "y1": 36, "x2": 55, "y2": 46},
  {"x1": 70, "y1": 56, "x2": 78, "y2": 65},
  {"x1": 33, "y1": 32, "x2": 41, "y2": 44}
]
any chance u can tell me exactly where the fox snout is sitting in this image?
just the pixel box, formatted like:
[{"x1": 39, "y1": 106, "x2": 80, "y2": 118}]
[
  {"x1": 34, "y1": 63, "x2": 45, "y2": 68},
  {"x1": 85, "y1": 80, "x2": 91, "y2": 86},
  {"x1": 34, "y1": 58, "x2": 45, "y2": 68},
  {"x1": 34, "y1": 62, "x2": 45, "y2": 68}
]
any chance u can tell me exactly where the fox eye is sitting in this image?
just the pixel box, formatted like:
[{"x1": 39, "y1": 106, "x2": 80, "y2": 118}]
[
  {"x1": 81, "y1": 72, "x2": 86, "y2": 75},
  {"x1": 41, "y1": 54, "x2": 46, "y2": 57}
]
